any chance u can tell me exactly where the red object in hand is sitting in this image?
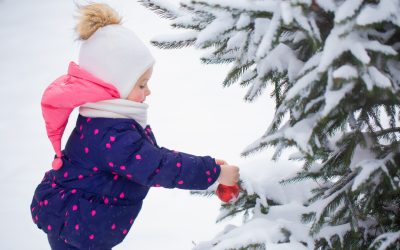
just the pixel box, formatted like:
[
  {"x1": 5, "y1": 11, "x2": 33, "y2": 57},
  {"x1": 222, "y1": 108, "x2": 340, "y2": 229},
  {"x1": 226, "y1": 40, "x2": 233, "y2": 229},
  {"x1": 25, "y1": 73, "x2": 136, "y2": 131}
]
[{"x1": 216, "y1": 184, "x2": 240, "y2": 203}]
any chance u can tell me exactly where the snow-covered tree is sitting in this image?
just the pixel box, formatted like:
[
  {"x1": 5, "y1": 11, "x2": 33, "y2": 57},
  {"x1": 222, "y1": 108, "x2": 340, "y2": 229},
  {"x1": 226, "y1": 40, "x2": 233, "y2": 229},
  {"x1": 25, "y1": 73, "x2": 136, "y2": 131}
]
[{"x1": 141, "y1": 0, "x2": 400, "y2": 249}]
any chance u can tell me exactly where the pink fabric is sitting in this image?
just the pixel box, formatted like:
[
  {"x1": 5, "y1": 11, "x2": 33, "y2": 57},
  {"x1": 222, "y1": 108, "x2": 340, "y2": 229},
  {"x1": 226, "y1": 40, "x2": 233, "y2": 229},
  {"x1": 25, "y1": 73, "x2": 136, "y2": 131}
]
[{"x1": 41, "y1": 62, "x2": 120, "y2": 169}]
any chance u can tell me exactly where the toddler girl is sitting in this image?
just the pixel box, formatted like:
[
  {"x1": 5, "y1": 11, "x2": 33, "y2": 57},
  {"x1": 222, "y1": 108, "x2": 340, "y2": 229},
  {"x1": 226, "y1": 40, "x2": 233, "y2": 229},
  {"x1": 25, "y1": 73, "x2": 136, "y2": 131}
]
[{"x1": 30, "y1": 3, "x2": 239, "y2": 250}]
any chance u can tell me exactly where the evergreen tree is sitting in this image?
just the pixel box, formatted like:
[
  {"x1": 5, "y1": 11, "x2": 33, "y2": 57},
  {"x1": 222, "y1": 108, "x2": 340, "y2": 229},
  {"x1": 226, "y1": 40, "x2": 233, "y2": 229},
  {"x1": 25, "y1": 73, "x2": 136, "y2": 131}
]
[{"x1": 141, "y1": 0, "x2": 400, "y2": 249}]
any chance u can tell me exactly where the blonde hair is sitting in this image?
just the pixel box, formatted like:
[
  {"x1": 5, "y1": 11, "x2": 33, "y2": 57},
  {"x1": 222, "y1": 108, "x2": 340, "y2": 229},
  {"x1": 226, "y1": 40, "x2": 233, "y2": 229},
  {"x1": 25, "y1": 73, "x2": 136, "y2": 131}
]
[{"x1": 75, "y1": 3, "x2": 122, "y2": 40}]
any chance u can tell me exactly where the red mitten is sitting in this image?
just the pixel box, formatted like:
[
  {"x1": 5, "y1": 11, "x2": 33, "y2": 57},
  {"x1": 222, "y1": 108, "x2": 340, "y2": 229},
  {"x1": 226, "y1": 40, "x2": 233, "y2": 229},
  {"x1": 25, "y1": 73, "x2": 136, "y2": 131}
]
[{"x1": 216, "y1": 184, "x2": 240, "y2": 203}]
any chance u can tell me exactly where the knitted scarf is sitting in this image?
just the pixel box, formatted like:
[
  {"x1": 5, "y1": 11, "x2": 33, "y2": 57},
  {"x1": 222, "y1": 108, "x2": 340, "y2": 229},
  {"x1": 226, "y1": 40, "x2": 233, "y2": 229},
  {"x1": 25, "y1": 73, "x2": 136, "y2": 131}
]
[{"x1": 79, "y1": 99, "x2": 148, "y2": 128}]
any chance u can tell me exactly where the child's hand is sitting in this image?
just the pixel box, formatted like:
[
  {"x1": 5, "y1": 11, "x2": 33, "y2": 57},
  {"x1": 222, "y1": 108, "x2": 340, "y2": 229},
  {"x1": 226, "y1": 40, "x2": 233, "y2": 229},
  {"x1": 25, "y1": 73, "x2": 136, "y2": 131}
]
[{"x1": 216, "y1": 159, "x2": 240, "y2": 186}]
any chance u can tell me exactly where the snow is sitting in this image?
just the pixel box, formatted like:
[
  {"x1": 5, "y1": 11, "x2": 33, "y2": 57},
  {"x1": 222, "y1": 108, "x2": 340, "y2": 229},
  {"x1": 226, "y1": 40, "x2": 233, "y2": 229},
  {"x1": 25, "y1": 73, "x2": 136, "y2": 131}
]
[
  {"x1": 334, "y1": 0, "x2": 363, "y2": 23},
  {"x1": 350, "y1": 145, "x2": 393, "y2": 191},
  {"x1": 194, "y1": 157, "x2": 316, "y2": 250},
  {"x1": 183, "y1": 0, "x2": 278, "y2": 12},
  {"x1": 357, "y1": 0, "x2": 400, "y2": 26},
  {"x1": 319, "y1": 24, "x2": 370, "y2": 73},
  {"x1": 256, "y1": 10, "x2": 281, "y2": 60},
  {"x1": 235, "y1": 13, "x2": 251, "y2": 29},
  {"x1": 322, "y1": 69, "x2": 355, "y2": 116},
  {"x1": 293, "y1": 7, "x2": 315, "y2": 40},
  {"x1": 194, "y1": 12, "x2": 235, "y2": 48},
  {"x1": 315, "y1": 0, "x2": 337, "y2": 12},
  {"x1": 333, "y1": 65, "x2": 358, "y2": 80},
  {"x1": 286, "y1": 67, "x2": 319, "y2": 100},
  {"x1": 226, "y1": 31, "x2": 247, "y2": 51},
  {"x1": 256, "y1": 43, "x2": 303, "y2": 83},
  {"x1": 283, "y1": 114, "x2": 318, "y2": 153},
  {"x1": 372, "y1": 231, "x2": 400, "y2": 250},
  {"x1": 364, "y1": 40, "x2": 397, "y2": 55},
  {"x1": 151, "y1": 30, "x2": 199, "y2": 44},
  {"x1": 253, "y1": 18, "x2": 270, "y2": 44},
  {"x1": 316, "y1": 223, "x2": 351, "y2": 247},
  {"x1": 280, "y1": 1, "x2": 293, "y2": 25},
  {"x1": 368, "y1": 66, "x2": 393, "y2": 89},
  {"x1": 322, "y1": 82, "x2": 354, "y2": 116}
]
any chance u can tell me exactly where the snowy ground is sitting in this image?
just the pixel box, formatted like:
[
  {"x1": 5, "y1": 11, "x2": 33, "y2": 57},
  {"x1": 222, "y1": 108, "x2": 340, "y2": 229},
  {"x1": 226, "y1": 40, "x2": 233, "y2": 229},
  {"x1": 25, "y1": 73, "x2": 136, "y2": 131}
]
[{"x1": 0, "y1": 0, "x2": 273, "y2": 249}]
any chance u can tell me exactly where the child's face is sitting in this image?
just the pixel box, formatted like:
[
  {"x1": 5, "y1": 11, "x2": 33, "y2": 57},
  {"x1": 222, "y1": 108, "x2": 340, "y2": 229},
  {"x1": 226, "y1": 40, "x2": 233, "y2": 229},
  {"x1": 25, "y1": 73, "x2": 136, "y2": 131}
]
[{"x1": 127, "y1": 66, "x2": 153, "y2": 103}]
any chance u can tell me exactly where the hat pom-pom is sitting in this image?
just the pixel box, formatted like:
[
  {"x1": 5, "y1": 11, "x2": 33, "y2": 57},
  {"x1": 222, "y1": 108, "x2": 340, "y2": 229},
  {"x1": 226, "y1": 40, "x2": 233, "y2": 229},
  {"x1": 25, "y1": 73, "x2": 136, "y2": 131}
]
[
  {"x1": 76, "y1": 3, "x2": 122, "y2": 40},
  {"x1": 52, "y1": 158, "x2": 63, "y2": 170}
]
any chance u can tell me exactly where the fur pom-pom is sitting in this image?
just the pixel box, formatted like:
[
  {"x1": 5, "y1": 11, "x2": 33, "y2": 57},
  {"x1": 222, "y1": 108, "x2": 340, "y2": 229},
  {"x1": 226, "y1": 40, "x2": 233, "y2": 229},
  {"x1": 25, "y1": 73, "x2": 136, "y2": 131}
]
[{"x1": 76, "y1": 3, "x2": 122, "y2": 40}]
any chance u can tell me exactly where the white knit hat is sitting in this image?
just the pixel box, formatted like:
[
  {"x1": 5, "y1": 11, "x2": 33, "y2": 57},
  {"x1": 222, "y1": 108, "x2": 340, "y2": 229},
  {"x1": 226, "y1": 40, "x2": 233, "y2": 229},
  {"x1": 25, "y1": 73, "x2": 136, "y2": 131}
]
[{"x1": 77, "y1": 5, "x2": 155, "y2": 99}]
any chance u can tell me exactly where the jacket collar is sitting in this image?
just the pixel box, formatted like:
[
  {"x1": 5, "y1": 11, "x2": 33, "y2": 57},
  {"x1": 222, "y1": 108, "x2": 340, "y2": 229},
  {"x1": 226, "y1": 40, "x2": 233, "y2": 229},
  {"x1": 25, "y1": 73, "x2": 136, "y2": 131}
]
[{"x1": 68, "y1": 61, "x2": 120, "y2": 97}]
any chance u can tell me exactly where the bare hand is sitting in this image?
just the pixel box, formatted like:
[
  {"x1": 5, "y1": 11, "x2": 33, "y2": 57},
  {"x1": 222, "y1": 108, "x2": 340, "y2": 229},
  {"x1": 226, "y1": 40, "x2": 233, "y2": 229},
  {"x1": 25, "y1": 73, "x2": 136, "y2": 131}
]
[{"x1": 216, "y1": 159, "x2": 240, "y2": 186}]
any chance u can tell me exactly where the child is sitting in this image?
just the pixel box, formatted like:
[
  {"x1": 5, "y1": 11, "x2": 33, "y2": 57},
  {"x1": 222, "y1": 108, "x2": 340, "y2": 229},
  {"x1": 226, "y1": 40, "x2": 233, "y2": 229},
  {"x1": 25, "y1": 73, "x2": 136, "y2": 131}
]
[{"x1": 30, "y1": 3, "x2": 239, "y2": 250}]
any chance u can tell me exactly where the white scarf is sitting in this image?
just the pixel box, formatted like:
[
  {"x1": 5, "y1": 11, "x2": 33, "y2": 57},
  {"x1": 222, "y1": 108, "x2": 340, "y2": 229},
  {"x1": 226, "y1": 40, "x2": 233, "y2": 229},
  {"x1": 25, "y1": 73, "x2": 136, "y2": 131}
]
[{"x1": 79, "y1": 99, "x2": 148, "y2": 128}]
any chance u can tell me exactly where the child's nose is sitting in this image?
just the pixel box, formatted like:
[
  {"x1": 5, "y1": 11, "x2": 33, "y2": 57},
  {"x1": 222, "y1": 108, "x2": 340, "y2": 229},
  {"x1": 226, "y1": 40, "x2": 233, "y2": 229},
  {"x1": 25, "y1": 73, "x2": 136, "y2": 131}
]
[{"x1": 146, "y1": 88, "x2": 151, "y2": 96}]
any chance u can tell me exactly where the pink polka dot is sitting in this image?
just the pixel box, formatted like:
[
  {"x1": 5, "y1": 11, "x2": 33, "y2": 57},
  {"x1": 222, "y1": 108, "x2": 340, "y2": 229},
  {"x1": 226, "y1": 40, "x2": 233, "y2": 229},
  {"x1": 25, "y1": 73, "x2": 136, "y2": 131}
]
[
  {"x1": 78, "y1": 175, "x2": 84, "y2": 180},
  {"x1": 132, "y1": 124, "x2": 136, "y2": 129},
  {"x1": 155, "y1": 168, "x2": 160, "y2": 173},
  {"x1": 206, "y1": 170, "x2": 211, "y2": 175},
  {"x1": 108, "y1": 162, "x2": 114, "y2": 167},
  {"x1": 86, "y1": 118, "x2": 91, "y2": 122},
  {"x1": 44, "y1": 200, "x2": 48, "y2": 206},
  {"x1": 123, "y1": 229, "x2": 128, "y2": 235},
  {"x1": 120, "y1": 165, "x2": 126, "y2": 170},
  {"x1": 92, "y1": 166, "x2": 98, "y2": 172},
  {"x1": 61, "y1": 194, "x2": 65, "y2": 199},
  {"x1": 113, "y1": 197, "x2": 117, "y2": 202},
  {"x1": 130, "y1": 219, "x2": 134, "y2": 224},
  {"x1": 75, "y1": 224, "x2": 79, "y2": 230},
  {"x1": 113, "y1": 175, "x2": 119, "y2": 181},
  {"x1": 126, "y1": 174, "x2": 132, "y2": 179},
  {"x1": 111, "y1": 224, "x2": 116, "y2": 230},
  {"x1": 80, "y1": 134, "x2": 84, "y2": 140},
  {"x1": 79, "y1": 125, "x2": 83, "y2": 131},
  {"x1": 119, "y1": 192, "x2": 125, "y2": 199},
  {"x1": 110, "y1": 136, "x2": 116, "y2": 142},
  {"x1": 85, "y1": 147, "x2": 89, "y2": 154},
  {"x1": 176, "y1": 162, "x2": 182, "y2": 168},
  {"x1": 72, "y1": 205, "x2": 78, "y2": 211},
  {"x1": 207, "y1": 177, "x2": 212, "y2": 183},
  {"x1": 91, "y1": 210, "x2": 96, "y2": 216},
  {"x1": 35, "y1": 215, "x2": 38, "y2": 221},
  {"x1": 64, "y1": 172, "x2": 68, "y2": 178},
  {"x1": 39, "y1": 201, "x2": 43, "y2": 206},
  {"x1": 154, "y1": 184, "x2": 161, "y2": 187},
  {"x1": 31, "y1": 207, "x2": 35, "y2": 212},
  {"x1": 177, "y1": 180, "x2": 184, "y2": 185},
  {"x1": 104, "y1": 197, "x2": 109, "y2": 204},
  {"x1": 106, "y1": 143, "x2": 111, "y2": 149},
  {"x1": 135, "y1": 154, "x2": 141, "y2": 160},
  {"x1": 89, "y1": 234, "x2": 94, "y2": 240},
  {"x1": 213, "y1": 167, "x2": 217, "y2": 173},
  {"x1": 47, "y1": 225, "x2": 52, "y2": 231},
  {"x1": 71, "y1": 189, "x2": 77, "y2": 194},
  {"x1": 51, "y1": 183, "x2": 57, "y2": 188},
  {"x1": 94, "y1": 129, "x2": 99, "y2": 135}
]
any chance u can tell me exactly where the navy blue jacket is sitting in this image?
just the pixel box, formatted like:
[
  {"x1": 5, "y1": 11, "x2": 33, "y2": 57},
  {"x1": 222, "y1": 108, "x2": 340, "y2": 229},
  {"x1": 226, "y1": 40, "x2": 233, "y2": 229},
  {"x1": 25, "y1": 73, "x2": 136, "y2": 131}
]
[{"x1": 30, "y1": 115, "x2": 221, "y2": 249}]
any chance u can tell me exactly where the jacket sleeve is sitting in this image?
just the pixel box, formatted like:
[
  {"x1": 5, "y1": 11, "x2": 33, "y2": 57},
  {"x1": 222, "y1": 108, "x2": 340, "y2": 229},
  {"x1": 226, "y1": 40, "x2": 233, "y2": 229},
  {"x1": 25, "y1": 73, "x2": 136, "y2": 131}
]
[{"x1": 96, "y1": 126, "x2": 221, "y2": 190}]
